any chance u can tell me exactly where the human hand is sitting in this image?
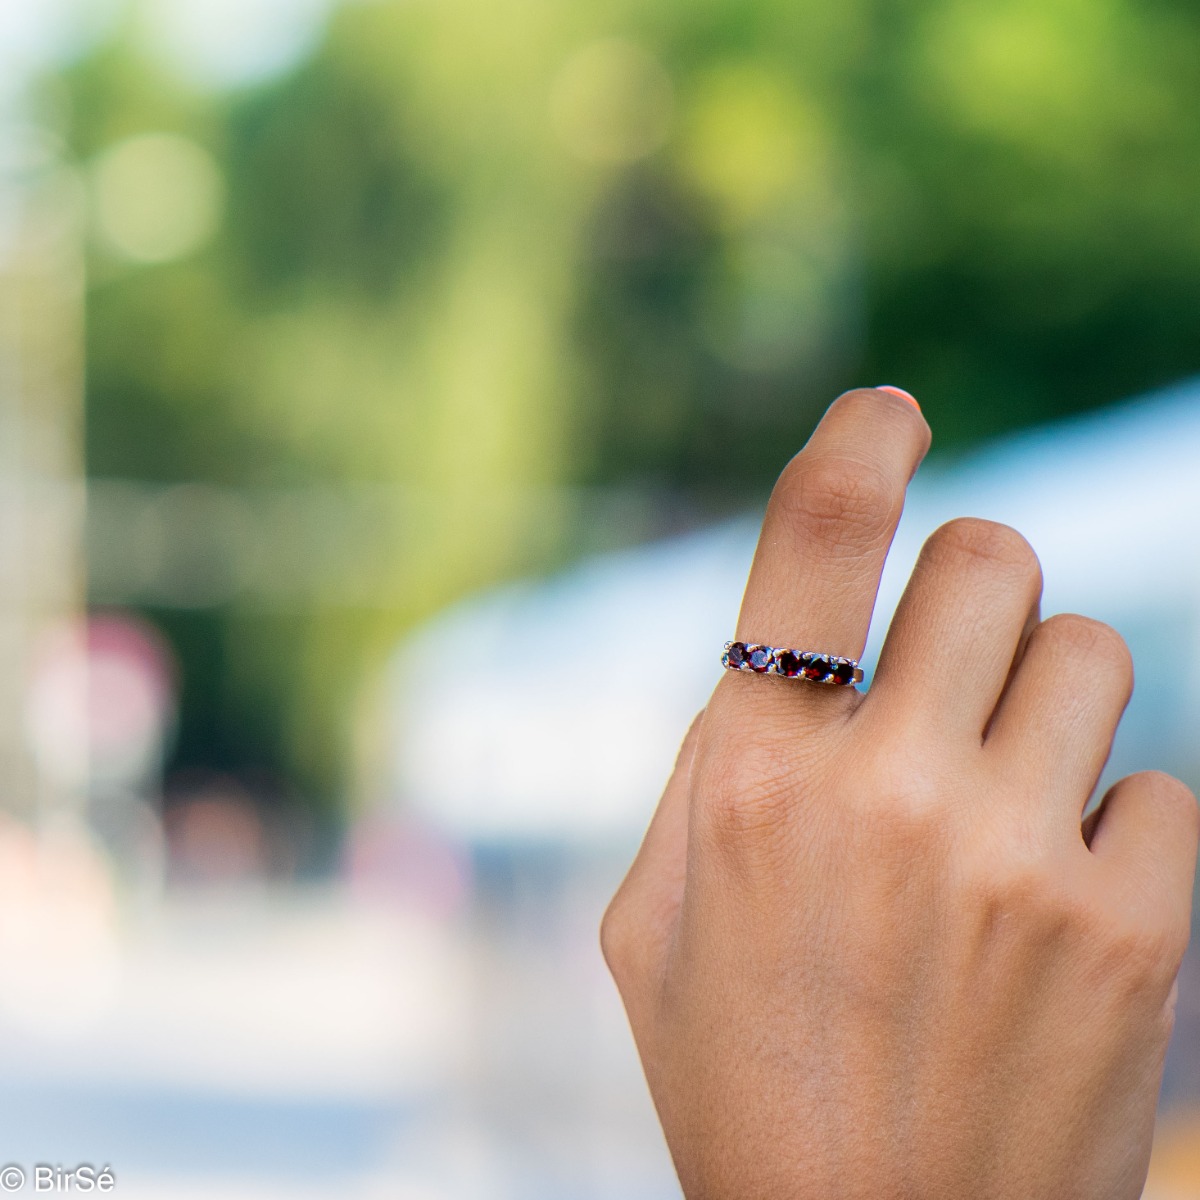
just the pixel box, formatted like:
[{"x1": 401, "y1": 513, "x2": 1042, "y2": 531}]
[{"x1": 602, "y1": 388, "x2": 1198, "y2": 1199}]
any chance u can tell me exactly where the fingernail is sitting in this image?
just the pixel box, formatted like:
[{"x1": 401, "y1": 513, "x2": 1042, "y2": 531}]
[{"x1": 876, "y1": 385, "x2": 920, "y2": 412}]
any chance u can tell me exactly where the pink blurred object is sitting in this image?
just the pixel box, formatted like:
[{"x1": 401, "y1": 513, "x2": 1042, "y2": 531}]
[
  {"x1": 25, "y1": 612, "x2": 177, "y2": 792},
  {"x1": 163, "y1": 782, "x2": 269, "y2": 885}
]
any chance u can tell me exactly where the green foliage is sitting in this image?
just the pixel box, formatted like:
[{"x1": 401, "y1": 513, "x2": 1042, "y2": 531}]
[
  {"x1": 224, "y1": 59, "x2": 449, "y2": 302},
  {"x1": 65, "y1": 0, "x2": 1200, "y2": 817}
]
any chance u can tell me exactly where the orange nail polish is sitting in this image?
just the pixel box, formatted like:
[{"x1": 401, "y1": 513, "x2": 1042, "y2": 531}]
[{"x1": 876, "y1": 385, "x2": 920, "y2": 412}]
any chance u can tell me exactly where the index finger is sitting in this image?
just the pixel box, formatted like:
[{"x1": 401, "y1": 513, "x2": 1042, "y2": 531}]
[{"x1": 732, "y1": 387, "x2": 930, "y2": 688}]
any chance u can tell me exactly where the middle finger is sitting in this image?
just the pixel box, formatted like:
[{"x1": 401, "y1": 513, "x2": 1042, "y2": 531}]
[{"x1": 865, "y1": 518, "x2": 1043, "y2": 741}]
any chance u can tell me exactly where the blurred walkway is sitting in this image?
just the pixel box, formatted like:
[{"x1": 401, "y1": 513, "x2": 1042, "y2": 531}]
[
  {"x1": 0, "y1": 874, "x2": 675, "y2": 1199},
  {"x1": 0, "y1": 859, "x2": 1195, "y2": 1197}
]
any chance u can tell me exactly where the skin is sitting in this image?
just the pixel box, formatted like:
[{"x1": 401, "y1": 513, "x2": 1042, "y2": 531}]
[{"x1": 601, "y1": 388, "x2": 1199, "y2": 1199}]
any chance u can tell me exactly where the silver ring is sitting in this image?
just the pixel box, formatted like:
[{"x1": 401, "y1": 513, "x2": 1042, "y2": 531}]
[{"x1": 722, "y1": 641, "x2": 863, "y2": 686}]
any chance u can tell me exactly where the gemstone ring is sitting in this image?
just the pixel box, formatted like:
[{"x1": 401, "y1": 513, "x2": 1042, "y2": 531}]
[{"x1": 722, "y1": 641, "x2": 863, "y2": 686}]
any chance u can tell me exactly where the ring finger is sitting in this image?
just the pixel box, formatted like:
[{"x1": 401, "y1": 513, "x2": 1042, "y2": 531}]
[{"x1": 984, "y1": 613, "x2": 1134, "y2": 831}]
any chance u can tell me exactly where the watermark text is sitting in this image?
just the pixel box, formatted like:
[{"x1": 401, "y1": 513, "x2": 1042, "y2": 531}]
[{"x1": 0, "y1": 1165, "x2": 115, "y2": 1193}]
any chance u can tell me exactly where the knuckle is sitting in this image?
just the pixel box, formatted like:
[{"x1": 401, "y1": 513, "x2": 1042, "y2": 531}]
[
  {"x1": 700, "y1": 776, "x2": 790, "y2": 855},
  {"x1": 850, "y1": 738, "x2": 971, "y2": 847},
  {"x1": 1100, "y1": 911, "x2": 1183, "y2": 987},
  {"x1": 693, "y1": 747, "x2": 796, "y2": 867},
  {"x1": 1088, "y1": 877, "x2": 1191, "y2": 990},
  {"x1": 1039, "y1": 614, "x2": 1133, "y2": 678},
  {"x1": 773, "y1": 453, "x2": 898, "y2": 548},
  {"x1": 959, "y1": 843, "x2": 1073, "y2": 932},
  {"x1": 958, "y1": 837, "x2": 1191, "y2": 992},
  {"x1": 599, "y1": 892, "x2": 639, "y2": 978},
  {"x1": 984, "y1": 859, "x2": 1063, "y2": 923},
  {"x1": 1142, "y1": 770, "x2": 1200, "y2": 840},
  {"x1": 927, "y1": 518, "x2": 1042, "y2": 583},
  {"x1": 866, "y1": 771, "x2": 949, "y2": 847}
]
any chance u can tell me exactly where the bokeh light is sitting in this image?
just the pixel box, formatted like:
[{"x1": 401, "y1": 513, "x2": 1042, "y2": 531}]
[
  {"x1": 550, "y1": 39, "x2": 674, "y2": 165},
  {"x1": 91, "y1": 133, "x2": 224, "y2": 263}
]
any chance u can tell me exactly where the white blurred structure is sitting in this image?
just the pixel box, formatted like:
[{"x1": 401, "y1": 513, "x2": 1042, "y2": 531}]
[{"x1": 390, "y1": 378, "x2": 1200, "y2": 843}]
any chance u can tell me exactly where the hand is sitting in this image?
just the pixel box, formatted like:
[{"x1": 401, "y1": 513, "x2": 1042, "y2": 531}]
[{"x1": 602, "y1": 389, "x2": 1198, "y2": 1199}]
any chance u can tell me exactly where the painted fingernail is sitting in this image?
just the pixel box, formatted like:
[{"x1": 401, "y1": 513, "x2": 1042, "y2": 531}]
[{"x1": 876, "y1": 385, "x2": 920, "y2": 412}]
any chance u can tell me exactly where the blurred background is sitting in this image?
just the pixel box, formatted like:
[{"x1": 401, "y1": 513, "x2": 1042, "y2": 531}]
[{"x1": 1, "y1": 0, "x2": 1200, "y2": 1194}]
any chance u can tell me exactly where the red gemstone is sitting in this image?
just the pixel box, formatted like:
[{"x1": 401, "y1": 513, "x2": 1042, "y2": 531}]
[
  {"x1": 801, "y1": 654, "x2": 830, "y2": 681},
  {"x1": 775, "y1": 649, "x2": 804, "y2": 677},
  {"x1": 828, "y1": 659, "x2": 855, "y2": 685},
  {"x1": 725, "y1": 642, "x2": 747, "y2": 669}
]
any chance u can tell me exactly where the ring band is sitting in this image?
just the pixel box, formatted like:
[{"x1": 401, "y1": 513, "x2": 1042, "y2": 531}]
[{"x1": 722, "y1": 641, "x2": 863, "y2": 686}]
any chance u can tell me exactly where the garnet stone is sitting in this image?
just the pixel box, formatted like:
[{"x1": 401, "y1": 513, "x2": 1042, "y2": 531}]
[
  {"x1": 725, "y1": 642, "x2": 747, "y2": 669},
  {"x1": 747, "y1": 644, "x2": 772, "y2": 672},
  {"x1": 774, "y1": 649, "x2": 804, "y2": 677},
  {"x1": 828, "y1": 658, "x2": 855, "y2": 685},
  {"x1": 801, "y1": 654, "x2": 831, "y2": 682}
]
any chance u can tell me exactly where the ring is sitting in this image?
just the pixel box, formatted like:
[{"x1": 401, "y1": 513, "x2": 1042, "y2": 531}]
[{"x1": 722, "y1": 641, "x2": 863, "y2": 686}]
